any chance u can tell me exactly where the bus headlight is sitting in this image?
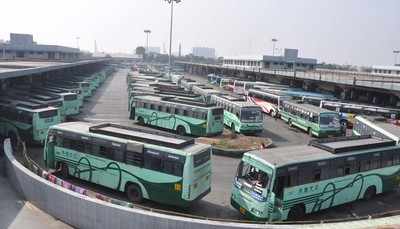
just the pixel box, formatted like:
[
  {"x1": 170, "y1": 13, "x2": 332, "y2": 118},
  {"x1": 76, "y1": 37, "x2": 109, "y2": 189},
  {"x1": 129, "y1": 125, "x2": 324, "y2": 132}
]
[
  {"x1": 174, "y1": 183, "x2": 182, "y2": 192},
  {"x1": 201, "y1": 123, "x2": 207, "y2": 128}
]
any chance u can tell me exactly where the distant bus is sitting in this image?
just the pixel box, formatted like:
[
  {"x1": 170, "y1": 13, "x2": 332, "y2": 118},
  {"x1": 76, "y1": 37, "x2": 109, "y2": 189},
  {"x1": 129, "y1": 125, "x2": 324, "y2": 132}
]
[
  {"x1": 48, "y1": 80, "x2": 91, "y2": 98},
  {"x1": 42, "y1": 84, "x2": 84, "y2": 107},
  {"x1": 280, "y1": 100, "x2": 342, "y2": 137},
  {"x1": 247, "y1": 89, "x2": 290, "y2": 117},
  {"x1": 44, "y1": 122, "x2": 212, "y2": 207},
  {"x1": 130, "y1": 95, "x2": 224, "y2": 136},
  {"x1": 5, "y1": 90, "x2": 66, "y2": 121},
  {"x1": 207, "y1": 74, "x2": 222, "y2": 85},
  {"x1": 321, "y1": 100, "x2": 400, "y2": 128},
  {"x1": 11, "y1": 86, "x2": 80, "y2": 117},
  {"x1": 219, "y1": 78, "x2": 235, "y2": 90},
  {"x1": 0, "y1": 97, "x2": 60, "y2": 144},
  {"x1": 192, "y1": 85, "x2": 226, "y2": 103},
  {"x1": 231, "y1": 135, "x2": 400, "y2": 221},
  {"x1": 210, "y1": 95, "x2": 263, "y2": 134}
]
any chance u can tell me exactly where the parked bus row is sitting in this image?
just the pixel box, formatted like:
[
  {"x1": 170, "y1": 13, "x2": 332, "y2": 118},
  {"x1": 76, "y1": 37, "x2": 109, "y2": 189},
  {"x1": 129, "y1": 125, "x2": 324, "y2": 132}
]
[{"x1": 0, "y1": 67, "x2": 114, "y2": 144}]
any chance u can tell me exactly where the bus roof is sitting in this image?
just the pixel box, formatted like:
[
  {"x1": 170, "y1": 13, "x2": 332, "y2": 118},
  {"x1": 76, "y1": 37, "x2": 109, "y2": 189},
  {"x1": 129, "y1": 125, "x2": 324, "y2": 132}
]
[
  {"x1": 52, "y1": 122, "x2": 206, "y2": 152},
  {"x1": 283, "y1": 100, "x2": 337, "y2": 114},
  {"x1": 358, "y1": 116, "x2": 400, "y2": 141},
  {"x1": 133, "y1": 95, "x2": 217, "y2": 108},
  {"x1": 248, "y1": 136, "x2": 396, "y2": 168},
  {"x1": 214, "y1": 95, "x2": 257, "y2": 108}
]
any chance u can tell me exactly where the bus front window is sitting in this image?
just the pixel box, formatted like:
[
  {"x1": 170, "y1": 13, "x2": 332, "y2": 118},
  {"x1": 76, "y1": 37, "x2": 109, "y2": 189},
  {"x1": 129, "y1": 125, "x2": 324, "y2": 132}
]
[
  {"x1": 319, "y1": 114, "x2": 339, "y2": 126},
  {"x1": 236, "y1": 161, "x2": 270, "y2": 196},
  {"x1": 241, "y1": 109, "x2": 262, "y2": 122}
]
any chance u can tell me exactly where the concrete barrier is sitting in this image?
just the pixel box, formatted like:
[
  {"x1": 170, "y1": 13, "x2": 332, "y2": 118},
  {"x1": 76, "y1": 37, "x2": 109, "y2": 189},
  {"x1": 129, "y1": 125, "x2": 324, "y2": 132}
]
[{"x1": 3, "y1": 139, "x2": 291, "y2": 229}]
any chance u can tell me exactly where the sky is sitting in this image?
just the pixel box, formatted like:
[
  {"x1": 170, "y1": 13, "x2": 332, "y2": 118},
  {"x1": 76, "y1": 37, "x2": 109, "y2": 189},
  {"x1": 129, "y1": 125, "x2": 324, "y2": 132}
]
[{"x1": 0, "y1": 0, "x2": 399, "y2": 66}]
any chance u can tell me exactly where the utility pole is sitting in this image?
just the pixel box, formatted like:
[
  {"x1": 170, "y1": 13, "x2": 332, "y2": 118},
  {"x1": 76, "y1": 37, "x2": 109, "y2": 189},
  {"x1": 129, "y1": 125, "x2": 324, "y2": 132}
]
[
  {"x1": 144, "y1": 30, "x2": 151, "y2": 53},
  {"x1": 164, "y1": 0, "x2": 181, "y2": 75}
]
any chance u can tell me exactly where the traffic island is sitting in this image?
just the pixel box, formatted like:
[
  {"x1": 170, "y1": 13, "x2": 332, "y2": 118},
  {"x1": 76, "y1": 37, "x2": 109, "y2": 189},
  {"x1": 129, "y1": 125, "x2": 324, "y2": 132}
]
[{"x1": 197, "y1": 130, "x2": 272, "y2": 158}]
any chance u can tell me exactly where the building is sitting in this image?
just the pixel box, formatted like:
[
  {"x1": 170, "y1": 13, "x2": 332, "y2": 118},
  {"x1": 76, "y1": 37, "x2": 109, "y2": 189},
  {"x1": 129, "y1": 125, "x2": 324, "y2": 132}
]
[
  {"x1": 223, "y1": 48, "x2": 317, "y2": 71},
  {"x1": 0, "y1": 33, "x2": 81, "y2": 60},
  {"x1": 145, "y1": 46, "x2": 161, "y2": 54},
  {"x1": 372, "y1": 65, "x2": 400, "y2": 76},
  {"x1": 192, "y1": 47, "x2": 216, "y2": 59}
]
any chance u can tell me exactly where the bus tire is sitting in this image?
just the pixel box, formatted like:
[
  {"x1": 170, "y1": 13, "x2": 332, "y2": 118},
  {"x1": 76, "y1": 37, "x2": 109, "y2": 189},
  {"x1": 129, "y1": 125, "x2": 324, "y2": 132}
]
[
  {"x1": 287, "y1": 204, "x2": 305, "y2": 221},
  {"x1": 364, "y1": 186, "x2": 376, "y2": 200},
  {"x1": 177, "y1": 126, "x2": 186, "y2": 136},
  {"x1": 308, "y1": 128, "x2": 313, "y2": 137},
  {"x1": 60, "y1": 162, "x2": 69, "y2": 178},
  {"x1": 231, "y1": 123, "x2": 236, "y2": 133},
  {"x1": 137, "y1": 117, "x2": 145, "y2": 125},
  {"x1": 126, "y1": 183, "x2": 143, "y2": 203},
  {"x1": 288, "y1": 119, "x2": 293, "y2": 127}
]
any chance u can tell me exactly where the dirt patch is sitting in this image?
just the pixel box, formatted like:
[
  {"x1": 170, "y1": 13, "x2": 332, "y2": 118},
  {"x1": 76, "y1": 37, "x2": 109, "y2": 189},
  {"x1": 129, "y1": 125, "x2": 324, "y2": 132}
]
[{"x1": 197, "y1": 129, "x2": 271, "y2": 151}]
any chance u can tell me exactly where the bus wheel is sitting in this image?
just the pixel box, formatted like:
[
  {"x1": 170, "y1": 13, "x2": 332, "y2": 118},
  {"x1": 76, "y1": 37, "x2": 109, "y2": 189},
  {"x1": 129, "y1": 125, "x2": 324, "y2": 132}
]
[
  {"x1": 137, "y1": 117, "x2": 145, "y2": 125},
  {"x1": 177, "y1": 126, "x2": 186, "y2": 136},
  {"x1": 308, "y1": 128, "x2": 313, "y2": 137},
  {"x1": 231, "y1": 123, "x2": 236, "y2": 133},
  {"x1": 287, "y1": 204, "x2": 305, "y2": 221},
  {"x1": 288, "y1": 119, "x2": 293, "y2": 127},
  {"x1": 364, "y1": 186, "x2": 376, "y2": 200},
  {"x1": 126, "y1": 183, "x2": 143, "y2": 203},
  {"x1": 60, "y1": 163, "x2": 69, "y2": 178}
]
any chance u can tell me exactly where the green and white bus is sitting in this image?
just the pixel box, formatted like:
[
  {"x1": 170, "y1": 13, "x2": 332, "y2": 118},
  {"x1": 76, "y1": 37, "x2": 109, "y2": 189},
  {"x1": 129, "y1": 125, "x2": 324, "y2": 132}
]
[
  {"x1": 44, "y1": 122, "x2": 212, "y2": 207},
  {"x1": 43, "y1": 84, "x2": 84, "y2": 108},
  {"x1": 0, "y1": 97, "x2": 60, "y2": 144},
  {"x1": 231, "y1": 135, "x2": 400, "y2": 221},
  {"x1": 130, "y1": 95, "x2": 224, "y2": 136},
  {"x1": 280, "y1": 100, "x2": 342, "y2": 137},
  {"x1": 48, "y1": 80, "x2": 92, "y2": 98},
  {"x1": 210, "y1": 95, "x2": 263, "y2": 134}
]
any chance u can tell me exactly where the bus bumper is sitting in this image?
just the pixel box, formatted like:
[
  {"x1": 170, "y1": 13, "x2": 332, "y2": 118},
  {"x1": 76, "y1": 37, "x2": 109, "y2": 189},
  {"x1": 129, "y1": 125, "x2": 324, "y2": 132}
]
[{"x1": 230, "y1": 197, "x2": 266, "y2": 221}]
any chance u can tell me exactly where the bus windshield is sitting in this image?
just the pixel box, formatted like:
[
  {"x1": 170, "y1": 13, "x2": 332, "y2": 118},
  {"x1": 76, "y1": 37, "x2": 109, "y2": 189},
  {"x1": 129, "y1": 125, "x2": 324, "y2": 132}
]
[
  {"x1": 241, "y1": 108, "x2": 262, "y2": 122},
  {"x1": 236, "y1": 161, "x2": 271, "y2": 195},
  {"x1": 319, "y1": 113, "x2": 339, "y2": 126}
]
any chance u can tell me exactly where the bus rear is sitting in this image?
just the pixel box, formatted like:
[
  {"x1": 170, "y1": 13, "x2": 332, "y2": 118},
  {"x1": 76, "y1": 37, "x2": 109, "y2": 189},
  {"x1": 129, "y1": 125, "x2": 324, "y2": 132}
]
[
  {"x1": 231, "y1": 153, "x2": 277, "y2": 221},
  {"x1": 238, "y1": 106, "x2": 264, "y2": 134},
  {"x1": 206, "y1": 107, "x2": 224, "y2": 136},
  {"x1": 61, "y1": 93, "x2": 80, "y2": 116},
  {"x1": 32, "y1": 107, "x2": 61, "y2": 143},
  {"x1": 183, "y1": 146, "x2": 212, "y2": 204}
]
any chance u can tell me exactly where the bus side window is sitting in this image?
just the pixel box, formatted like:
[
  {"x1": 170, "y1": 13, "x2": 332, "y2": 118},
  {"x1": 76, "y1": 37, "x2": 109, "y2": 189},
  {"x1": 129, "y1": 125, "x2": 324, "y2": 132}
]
[
  {"x1": 112, "y1": 149, "x2": 125, "y2": 163},
  {"x1": 144, "y1": 153, "x2": 162, "y2": 171},
  {"x1": 99, "y1": 146, "x2": 113, "y2": 159}
]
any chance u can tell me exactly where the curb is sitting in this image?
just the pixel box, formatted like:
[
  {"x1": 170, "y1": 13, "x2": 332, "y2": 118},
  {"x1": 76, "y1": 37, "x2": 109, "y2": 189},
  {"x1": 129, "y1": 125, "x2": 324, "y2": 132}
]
[{"x1": 212, "y1": 142, "x2": 273, "y2": 158}]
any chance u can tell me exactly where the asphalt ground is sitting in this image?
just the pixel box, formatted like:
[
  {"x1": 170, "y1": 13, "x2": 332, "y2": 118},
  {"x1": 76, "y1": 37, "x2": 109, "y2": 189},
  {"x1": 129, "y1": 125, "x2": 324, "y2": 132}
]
[{"x1": 26, "y1": 68, "x2": 400, "y2": 222}]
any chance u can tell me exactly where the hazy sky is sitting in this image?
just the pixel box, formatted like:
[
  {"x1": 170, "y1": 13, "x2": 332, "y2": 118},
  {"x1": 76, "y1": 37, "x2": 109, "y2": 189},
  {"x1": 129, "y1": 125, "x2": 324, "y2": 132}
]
[{"x1": 1, "y1": 0, "x2": 399, "y2": 66}]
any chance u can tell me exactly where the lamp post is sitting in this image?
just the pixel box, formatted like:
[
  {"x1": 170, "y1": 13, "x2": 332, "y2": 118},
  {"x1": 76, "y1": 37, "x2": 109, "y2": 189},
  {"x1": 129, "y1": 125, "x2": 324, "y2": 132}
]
[
  {"x1": 394, "y1": 50, "x2": 400, "y2": 66},
  {"x1": 144, "y1": 30, "x2": 151, "y2": 54},
  {"x1": 164, "y1": 0, "x2": 181, "y2": 75},
  {"x1": 272, "y1": 38, "x2": 278, "y2": 56}
]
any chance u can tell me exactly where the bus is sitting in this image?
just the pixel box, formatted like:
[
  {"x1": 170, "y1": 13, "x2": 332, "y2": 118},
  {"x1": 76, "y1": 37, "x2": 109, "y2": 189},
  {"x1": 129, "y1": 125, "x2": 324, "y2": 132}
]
[
  {"x1": 44, "y1": 122, "x2": 212, "y2": 207},
  {"x1": 192, "y1": 85, "x2": 226, "y2": 103},
  {"x1": 48, "y1": 80, "x2": 92, "y2": 98},
  {"x1": 11, "y1": 86, "x2": 80, "y2": 117},
  {"x1": 219, "y1": 78, "x2": 235, "y2": 90},
  {"x1": 321, "y1": 100, "x2": 400, "y2": 128},
  {"x1": 207, "y1": 74, "x2": 222, "y2": 85},
  {"x1": 231, "y1": 135, "x2": 400, "y2": 221},
  {"x1": 247, "y1": 89, "x2": 290, "y2": 117},
  {"x1": 280, "y1": 100, "x2": 342, "y2": 137},
  {"x1": 5, "y1": 90, "x2": 67, "y2": 121},
  {"x1": 232, "y1": 81, "x2": 275, "y2": 95},
  {"x1": 210, "y1": 95, "x2": 263, "y2": 134},
  {"x1": 129, "y1": 95, "x2": 224, "y2": 136},
  {"x1": 0, "y1": 97, "x2": 60, "y2": 144},
  {"x1": 42, "y1": 84, "x2": 84, "y2": 108}
]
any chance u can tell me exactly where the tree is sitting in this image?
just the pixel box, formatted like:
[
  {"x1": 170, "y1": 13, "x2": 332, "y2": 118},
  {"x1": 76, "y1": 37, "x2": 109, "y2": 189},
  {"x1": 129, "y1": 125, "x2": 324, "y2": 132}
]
[{"x1": 135, "y1": 46, "x2": 146, "y2": 59}]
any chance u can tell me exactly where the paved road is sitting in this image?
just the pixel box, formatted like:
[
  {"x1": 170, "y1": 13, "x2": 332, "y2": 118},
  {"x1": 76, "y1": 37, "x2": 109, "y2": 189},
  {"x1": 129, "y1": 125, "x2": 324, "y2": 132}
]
[
  {"x1": 0, "y1": 176, "x2": 71, "y2": 229},
  {"x1": 26, "y1": 68, "x2": 400, "y2": 222}
]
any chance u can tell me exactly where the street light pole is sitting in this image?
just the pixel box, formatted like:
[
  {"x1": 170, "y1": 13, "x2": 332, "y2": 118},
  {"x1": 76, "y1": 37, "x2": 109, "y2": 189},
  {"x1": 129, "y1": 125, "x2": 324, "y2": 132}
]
[
  {"x1": 272, "y1": 38, "x2": 278, "y2": 56},
  {"x1": 144, "y1": 30, "x2": 151, "y2": 53},
  {"x1": 164, "y1": 0, "x2": 181, "y2": 75},
  {"x1": 394, "y1": 50, "x2": 400, "y2": 66}
]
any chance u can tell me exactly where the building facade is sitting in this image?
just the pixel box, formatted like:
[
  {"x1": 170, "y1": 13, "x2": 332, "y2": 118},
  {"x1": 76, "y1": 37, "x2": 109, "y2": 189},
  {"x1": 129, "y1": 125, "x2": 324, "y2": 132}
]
[
  {"x1": 222, "y1": 48, "x2": 317, "y2": 71},
  {"x1": 192, "y1": 47, "x2": 216, "y2": 59},
  {"x1": 372, "y1": 65, "x2": 400, "y2": 76},
  {"x1": 0, "y1": 33, "x2": 81, "y2": 60}
]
